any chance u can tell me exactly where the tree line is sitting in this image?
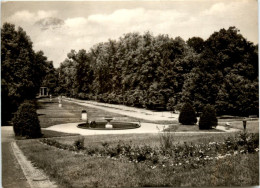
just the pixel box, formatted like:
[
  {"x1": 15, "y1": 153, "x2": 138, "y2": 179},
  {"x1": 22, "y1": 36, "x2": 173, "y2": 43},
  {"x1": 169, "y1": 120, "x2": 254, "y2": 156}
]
[
  {"x1": 1, "y1": 23, "x2": 57, "y2": 124},
  {"x1": 1, "y1": 23, "x2": 258, "y2": 123},
  {"x1": 57, "y1": 26, "x2": 258, "y2": 116}
]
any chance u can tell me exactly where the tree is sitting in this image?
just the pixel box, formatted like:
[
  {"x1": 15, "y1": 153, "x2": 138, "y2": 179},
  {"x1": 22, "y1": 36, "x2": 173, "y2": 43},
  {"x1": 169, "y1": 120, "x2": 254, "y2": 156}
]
[
  {"x1": 178, "y1": 102, "x2": 197, "y2": 125},
  {"x1": 56, "y1": 27, "x2": 258, "y2": 117},
  {"x1": 35, "y1": 51, "x2": 57, "y2": 95},
  {"x1": 199, "y1": 104, "x2": 218, "y2": 130},
  {"x1": 180, "y1": 26, "x2": 258, "y2": 115},
  {"x1": 1, "y1": 23, "x2": 48, "y2": 124},
  {"x1": 216, "y1": 73, "x2": 258, "y2": 116},
  {"x1": 187, "y1": 37, "x2": 205, "y2": 54}
]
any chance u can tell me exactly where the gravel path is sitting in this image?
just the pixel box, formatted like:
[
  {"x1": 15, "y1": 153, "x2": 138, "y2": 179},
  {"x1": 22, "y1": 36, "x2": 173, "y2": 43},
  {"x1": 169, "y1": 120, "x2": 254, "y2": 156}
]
[
  {"x1": 44, "y1": 122, "x2": 168, "y2": 135},
  {"x1": 44, "y1": 122, "x2": 240, "y2": 136},
  {"x1": 63, "y1": 97, "x2": 178, "y2": 121}
]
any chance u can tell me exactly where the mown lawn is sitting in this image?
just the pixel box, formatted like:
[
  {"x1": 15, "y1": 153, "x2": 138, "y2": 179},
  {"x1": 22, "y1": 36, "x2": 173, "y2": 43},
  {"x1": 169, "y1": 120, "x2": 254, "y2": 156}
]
[
  {"x1": 37, "y1": 97, "x2": 171, "y2": 128},
  {"x1": 17, "y1": 134, "x2": 259, "y2": 187}
]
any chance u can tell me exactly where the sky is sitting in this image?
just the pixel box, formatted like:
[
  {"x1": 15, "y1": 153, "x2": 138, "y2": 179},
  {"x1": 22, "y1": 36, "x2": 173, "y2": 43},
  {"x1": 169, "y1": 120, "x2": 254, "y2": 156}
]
[{"x1": 1, "y1": 0, "x2": 258, "y2": 68}]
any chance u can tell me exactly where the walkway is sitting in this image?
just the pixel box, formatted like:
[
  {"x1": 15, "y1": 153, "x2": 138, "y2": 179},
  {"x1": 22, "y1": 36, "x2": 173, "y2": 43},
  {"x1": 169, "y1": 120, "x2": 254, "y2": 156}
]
[
  {"x1": 2, "y1": 126, "x2": 31, "y2": 188},
  {"x1": 44, "y1": 122, "x2": 168, "y2": 135},
  {"x1": 44, "y1": 122, "x2": 240, "y2": 136},
  {"x1": 63, "y1": 97, "x2": 178, "y2": 121},
  {"x1": 1, "y1": 126, "x2": 57, "y2": 188}
]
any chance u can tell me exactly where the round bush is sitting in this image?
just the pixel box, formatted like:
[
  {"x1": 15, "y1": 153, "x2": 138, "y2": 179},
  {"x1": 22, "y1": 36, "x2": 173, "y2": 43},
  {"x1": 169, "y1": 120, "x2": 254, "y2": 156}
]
[
  {"x1": 178, "y1": 102, "x2": 197, "y2": 125},
  {"x1": 199, "y1": 104, "x2": 218, "y2": 130},
  {"x1": 12, "y1": 101, "x2": 42, "y2": 138}
]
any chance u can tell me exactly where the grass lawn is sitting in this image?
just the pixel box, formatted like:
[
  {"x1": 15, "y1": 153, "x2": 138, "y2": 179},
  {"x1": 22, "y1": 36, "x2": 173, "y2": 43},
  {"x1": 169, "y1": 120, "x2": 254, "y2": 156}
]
[
  {"x1": 165, "y1": 124, "x2": 223, "y2": 132},
  {"x1": 37, "y1": 97, "x2": 175, "y2": 129},
  {"x1": 17, "y1": 134, "x2": 259, "y2": 187},
  {"x1": 218, "y1": 119, "x2": 259, "y2": 133},
  {"x1": 41, "y1": 130, "x2": 79, "y2": 138},
  {"x1": 37, "y1": 98, "x2": 82, "y2": 128}
]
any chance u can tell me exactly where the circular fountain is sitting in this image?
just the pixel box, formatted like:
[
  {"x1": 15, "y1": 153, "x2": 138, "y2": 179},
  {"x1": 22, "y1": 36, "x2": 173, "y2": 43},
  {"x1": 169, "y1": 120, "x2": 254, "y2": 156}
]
[{"x1": 77, "y1": 118, "x2": 141, "y2": 130}]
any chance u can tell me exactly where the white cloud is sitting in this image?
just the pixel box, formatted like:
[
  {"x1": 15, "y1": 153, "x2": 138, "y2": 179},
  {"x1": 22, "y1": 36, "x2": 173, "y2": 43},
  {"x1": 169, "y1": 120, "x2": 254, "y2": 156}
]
[
  {"x1": 202, "y1": 2, "x2": 227, "y2": 15},
  {"x1": 8, "y1": 10, "x2": 58, "y2": 23},
  {"x1": 65, "y1": 17, "x2": 88, "y2": 27},
  {"x1": 3, "y1": 0, "x2": 258, "y2": 68}
]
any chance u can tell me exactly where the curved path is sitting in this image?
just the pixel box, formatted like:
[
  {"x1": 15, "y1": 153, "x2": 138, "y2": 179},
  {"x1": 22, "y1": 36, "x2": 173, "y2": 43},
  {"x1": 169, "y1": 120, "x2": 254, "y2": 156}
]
[
  {"x1": 44, "y1": 122, "x2": 239, "y2": 136},
  {"x1": 44, "y1": 122, "x2": 168, "y2": 135}
]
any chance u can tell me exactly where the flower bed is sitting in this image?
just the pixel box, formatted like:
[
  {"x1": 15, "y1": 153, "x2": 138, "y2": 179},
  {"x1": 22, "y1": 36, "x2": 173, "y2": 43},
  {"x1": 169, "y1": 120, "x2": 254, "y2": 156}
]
[{"x1": 40, "y1": 132, "x2": 259, "y2": 170}]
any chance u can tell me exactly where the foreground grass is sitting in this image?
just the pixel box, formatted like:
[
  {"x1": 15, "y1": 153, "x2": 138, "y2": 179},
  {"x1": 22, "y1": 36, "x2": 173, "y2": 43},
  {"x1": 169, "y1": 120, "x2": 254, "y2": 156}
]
[
  {"x1": 17, "y1": 137, "x2": 259, "y2": 187},
  {"x1": 41, "y1": 130, "x2": 79, "y2": 138}
]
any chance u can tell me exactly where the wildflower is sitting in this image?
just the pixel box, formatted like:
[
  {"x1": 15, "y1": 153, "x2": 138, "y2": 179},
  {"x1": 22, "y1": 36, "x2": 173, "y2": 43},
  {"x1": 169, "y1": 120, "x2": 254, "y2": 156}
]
[
  {"x1": 151, "y1": 166, "x2": 157, "y2": 169},
  {"x1": 255, "y1": 148, "x2": 259, "y2": 152},
  {"x1": 178, "y1": 162, "x2": 182, "y2": 165},
  {"x1": 162, "y1": 164, "x2": 166, "y2": 167},
  {"x1": 216, "y1": 155, "x2": 224, "y2": 160},
  {"x1": 234, "y1": 151, "x2": 238, "y2": 155},
  {"x1": 240, "y1": 150, "x2": 244, "y2": 153}
]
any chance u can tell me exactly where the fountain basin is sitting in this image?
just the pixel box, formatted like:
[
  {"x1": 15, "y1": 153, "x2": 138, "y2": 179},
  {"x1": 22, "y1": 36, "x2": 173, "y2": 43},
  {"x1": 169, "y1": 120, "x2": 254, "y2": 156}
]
[{"x1": 77, "y1": 122, "x2": 140, "y2": 130}]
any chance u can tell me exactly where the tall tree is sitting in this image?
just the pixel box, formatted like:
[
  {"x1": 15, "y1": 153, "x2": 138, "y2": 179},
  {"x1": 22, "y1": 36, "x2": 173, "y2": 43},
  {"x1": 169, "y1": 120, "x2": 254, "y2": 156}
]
[{"x1": 1, "y1": 23, "x2": 49, "y2": 124}]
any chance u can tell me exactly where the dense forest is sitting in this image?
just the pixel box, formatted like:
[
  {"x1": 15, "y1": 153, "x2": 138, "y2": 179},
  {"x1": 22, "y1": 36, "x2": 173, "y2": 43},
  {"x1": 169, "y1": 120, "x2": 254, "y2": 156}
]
[
  {"x1": 57, "y1": 26, "x2": 258, "y2": 116},
  {"x1": 1, "y1": 23, "x2": 258, "y2": 122},
  {"x1": 1, "y1": 23, "x2": 57, "y2": 124}
]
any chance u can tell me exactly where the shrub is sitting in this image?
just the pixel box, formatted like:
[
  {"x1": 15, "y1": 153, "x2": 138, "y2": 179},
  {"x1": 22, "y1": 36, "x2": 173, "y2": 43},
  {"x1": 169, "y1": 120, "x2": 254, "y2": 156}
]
[
  {"x1": 178, "y1": 102, "x2": 197, "y2": 125},
  {"x1": 199, "y1": 104, "x2": 218, "y2": 129},
  {"x1": 74, "y1": 138, "x2": 85, "y2": 150},
  {"x1": 12, "y1": 101, "x2": 42, "y2": 138}
]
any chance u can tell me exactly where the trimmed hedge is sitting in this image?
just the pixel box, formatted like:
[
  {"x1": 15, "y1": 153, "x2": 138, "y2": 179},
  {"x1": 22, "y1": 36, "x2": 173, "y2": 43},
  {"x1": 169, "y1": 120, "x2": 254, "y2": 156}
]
[
  {"x1": 12, "y1": 100, "x2": 42, "y2": 138},
  {"x1": 199, "y1": 104, "x2": 218, "y2": 130},
  {"x1": 178, "y1": 102, "x2": 197, "y2": 125}
]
